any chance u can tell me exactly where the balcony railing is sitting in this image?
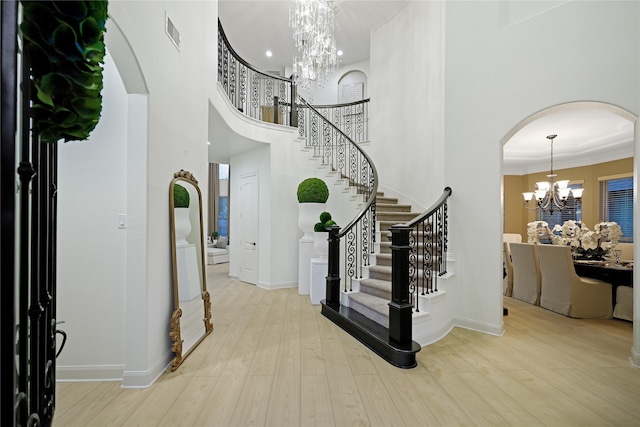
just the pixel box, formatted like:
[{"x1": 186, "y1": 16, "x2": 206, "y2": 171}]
[{"x1": 218, "y1": 19, "x2": 295, "y2": 126}]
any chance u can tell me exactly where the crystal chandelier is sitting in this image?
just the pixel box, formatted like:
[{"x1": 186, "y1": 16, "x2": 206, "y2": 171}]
[
  {"x1": 522, "y1": 134, "x2": 584, "y2": 214},
  {"x1": 289, "y1": 0, "x2": 338, "y2": 92}
]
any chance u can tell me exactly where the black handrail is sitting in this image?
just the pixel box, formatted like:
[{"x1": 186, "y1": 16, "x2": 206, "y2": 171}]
[
  {"x1": 398, "y1": 187, "x2": 452, "y2": 313},
  {"x1": 405, "y1": 187, "x2": 452, "y2": 228},
  {"x1": 297, "y1": 97, "x2": 378, "y2": 237}
]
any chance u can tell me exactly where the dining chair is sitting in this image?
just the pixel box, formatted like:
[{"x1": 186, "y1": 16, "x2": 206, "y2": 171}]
[
  {"x1": 613, "y1": 286, "x2": 633, "y2": 321},
  {"x1": 509, "y1": 243, "x2": 541, "y2": 305},
  {"x1": 503, "y1": 242, "x2": 514, "y2": 296},
  {"x1": 537, "y1": 244, "x2": 612, "y2": 318},
  {"x1": 502, "y1": 234, "x2": 522, "y2": 297}
]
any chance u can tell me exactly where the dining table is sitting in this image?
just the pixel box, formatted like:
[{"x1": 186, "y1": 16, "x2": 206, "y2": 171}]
[{"x1": 573, "y1": 259, "x2": 633, "y2": 308}]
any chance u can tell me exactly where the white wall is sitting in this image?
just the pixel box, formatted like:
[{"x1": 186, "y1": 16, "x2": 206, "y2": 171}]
[
  {"x1": 108, "y1": 1, "x2": 214, "y2": 386},
  {"x1": 369, "y1": 1, "x2": 446, "y2": 208},
  {"x1": 300, "y1": 59, "x2": 371, "y2": 105},
  {"x1": 444, "y1": 1, "x2": 639, "y2": 335},
  {"x1": 57, "y1": 51, "x2": 128, "y2": 381}
]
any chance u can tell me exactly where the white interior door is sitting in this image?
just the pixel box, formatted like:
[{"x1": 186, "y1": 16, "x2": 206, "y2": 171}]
[{"x1": 239, "y1": 173, "x2": 259, "y2": 285}]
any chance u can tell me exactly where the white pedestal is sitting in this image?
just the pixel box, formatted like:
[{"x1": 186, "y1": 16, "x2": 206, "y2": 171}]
[
  {"x1": 177, "y1": 244, "x2": 201, "y2": 301},
  {"x1": 298, "y1": 237, "x2": 315, "y2": 295},
  {"x1": 310, "y1": 257, "x2": 328, "y2": 305}
]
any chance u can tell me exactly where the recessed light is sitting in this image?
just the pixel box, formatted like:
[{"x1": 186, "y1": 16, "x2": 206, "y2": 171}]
[
  {"x1": 207, "y1": 141, "x2": 211, "y2": 145},
  {"x1": 337, "y1": 50, "x2": 343, "y2": 56},
  {"x1": 266, "y1": 50, "x2": 273, "y2": 57}
]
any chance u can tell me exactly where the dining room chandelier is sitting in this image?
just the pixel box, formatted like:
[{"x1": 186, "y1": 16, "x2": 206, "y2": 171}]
[
  {"x1": 522, "y1": 134, "x2": 584, "y2": 214},
  {"x1": 289, "y1": 0, "x2": 338, "y2": 92}
]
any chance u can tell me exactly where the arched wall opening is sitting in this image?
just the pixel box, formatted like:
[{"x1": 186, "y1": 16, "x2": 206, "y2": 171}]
[{"x1": 500, "y1": 100, "x2": 638, "y2": 366}]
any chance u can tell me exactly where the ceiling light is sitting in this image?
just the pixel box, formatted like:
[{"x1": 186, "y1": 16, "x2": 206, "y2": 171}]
[
  {"x1": 290, "y1": 0, "x2": 338, "y2": 91},
  {"x1": 266, "y1": 50, "x2": 273, "y2": 57},
  {"x1": 337, "y1": 50, "x2": 343, "y2": 56},
  {"x1": 522, "y1": 134, "x2": 583, "y2": 214}
]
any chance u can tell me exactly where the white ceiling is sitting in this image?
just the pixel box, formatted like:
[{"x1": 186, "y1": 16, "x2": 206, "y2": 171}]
[{"x1": 217, "y1": 1, "x2": 635, "y2": 172}]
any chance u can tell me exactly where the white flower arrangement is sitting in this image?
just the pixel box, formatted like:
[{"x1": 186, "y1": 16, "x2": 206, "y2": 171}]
[
  {"x1": 527, "y1": 221, "x2": 551, "y2": 244},
  {"x1": 528, "y1": 220, "x2": 622, "y2": 258},
  {"x1": 594, "y1": 221, "x2": 622, "y2": 249}
]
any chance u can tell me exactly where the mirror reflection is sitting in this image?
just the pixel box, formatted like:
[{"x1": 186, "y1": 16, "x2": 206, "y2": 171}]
[{"x1": 169, "y1": 170, "x2": 212, "y2": 371}]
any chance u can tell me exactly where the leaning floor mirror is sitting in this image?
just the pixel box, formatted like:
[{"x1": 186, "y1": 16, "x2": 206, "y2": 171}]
[{"x1": 169, "y1": 170, "x2": 213, "y2": 371}]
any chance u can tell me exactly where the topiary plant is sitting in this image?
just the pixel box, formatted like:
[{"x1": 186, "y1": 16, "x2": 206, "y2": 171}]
[
  {"x1": 174, "y1": 184, "x2": 190, "y2": 208},
  {"x1": 297, "y1": 178, "x2": 329, "y2": 203},
  {"x1": 314, "y1": 212, "x2": 337, "y2": 232},
  {"x1": 319, "y1": 211, "x2": 332, "y2": 223},
  {"x1": 20, "y1": 1, "x2": 109, "y2": 143}
]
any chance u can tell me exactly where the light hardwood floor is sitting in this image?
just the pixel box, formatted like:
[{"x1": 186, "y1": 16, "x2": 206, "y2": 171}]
[{"x1": 55, "y1": 263, "x2": 639, "y2": 426}]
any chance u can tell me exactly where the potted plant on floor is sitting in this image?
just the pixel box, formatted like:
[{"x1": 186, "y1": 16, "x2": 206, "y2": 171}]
[{"x1": 297, "y1": 177, "x2": 329, "y2": 240}]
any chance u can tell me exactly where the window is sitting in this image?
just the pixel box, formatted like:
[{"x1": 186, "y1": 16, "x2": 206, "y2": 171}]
[
  {"x1": 540, "y1": 183, "x2": 583, "y2": 227},
  {"x1": 600, "y1": 175, "x2": 633, "y2": 242},
  {"x1": 218, "y1": 196, "x2": 229, "y2": 237}
]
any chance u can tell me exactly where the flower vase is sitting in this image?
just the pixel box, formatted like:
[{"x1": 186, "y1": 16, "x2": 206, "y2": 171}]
[{"x1": 298, "y1": 202, "x2": 326, "y2": 241}]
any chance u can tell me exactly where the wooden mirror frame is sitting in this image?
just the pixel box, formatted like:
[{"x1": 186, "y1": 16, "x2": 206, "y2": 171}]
[{"x1": 169, "y1": 170, "x2": 212, "y2": 371}]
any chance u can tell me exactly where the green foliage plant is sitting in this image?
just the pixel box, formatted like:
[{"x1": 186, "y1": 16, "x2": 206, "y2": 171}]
[
  {"x1": 20, "y1": 1, "x2": 109, "y2": 142},
  {"x1": 297, "y1": 178, "x2": 329, "y2": 203},
  {"x1": 319, "y1": 211, "x2": 332, "y2": 223},
  {"x1": 314, "y1": 212, "x2": 337, "y2": 232},
  {"x1": 174, "y1": 184, "x2": 190, "y2": 208}
]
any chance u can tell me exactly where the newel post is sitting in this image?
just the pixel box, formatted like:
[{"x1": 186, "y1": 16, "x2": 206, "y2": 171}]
[
  {"x1": 325, "y1": 225, "x2": 340, "y2": 306},
  {"x1": 389, "y1": 225, "x2": 413, "y2": 346}
]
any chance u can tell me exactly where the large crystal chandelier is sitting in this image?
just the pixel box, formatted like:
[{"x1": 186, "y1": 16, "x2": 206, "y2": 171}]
[
  {"x1": 522, "y1": 134, "x2": 584, "y2": 214},
  {"x1": 289, "y1": 0, "x2": 338, "y2": 92}
]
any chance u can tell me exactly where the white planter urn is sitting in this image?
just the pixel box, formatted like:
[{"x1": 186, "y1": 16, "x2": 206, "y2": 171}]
[
  {"x1": 174, "y1": 207, "x2": 191, "y2": 247},
  {"x1": 298, "y1": 202, "x2": 325, "y2": 241},
  {"x1": 314, "y1": 232, "x2": 329, "y2": 258}
]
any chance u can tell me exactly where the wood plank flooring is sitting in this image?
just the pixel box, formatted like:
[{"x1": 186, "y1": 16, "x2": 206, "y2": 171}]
[{"x1": 54, "y1": 264, "x2": 639, "y2": 426}]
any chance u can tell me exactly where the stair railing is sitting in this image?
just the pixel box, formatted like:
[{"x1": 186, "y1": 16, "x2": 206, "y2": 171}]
[
  {"x1": 296, "y1": 98, "x2": 378, "y2": 303},
  {"x1": 218, "y1": 19, "x2": 297, "y2": 127},
  {"x1": 299, "y1": 99, "x2": 370, "y2": 144},
  {"x1": 391, "y1": 187, "x2": 452, "y2": 314}
]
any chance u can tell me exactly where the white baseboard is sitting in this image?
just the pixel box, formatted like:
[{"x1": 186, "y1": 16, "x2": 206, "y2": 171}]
[
  {"x1": 258, "y1": 281, "x2": 297, "y2": 290},
  {"x1": 630, "y1": 345, "x2": 640, "y2": 368},
  {"x1": 453, "y1": 316, "x2": 505, "y2": 337},
  {"x1": 56, "y1": 364, "x2": 125, "y2": 382},
  {"x1": 121, "y1": 350, "x2": 173, "y2": 389}
]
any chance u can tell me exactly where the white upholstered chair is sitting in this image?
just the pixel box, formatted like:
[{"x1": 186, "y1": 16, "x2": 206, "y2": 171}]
[
  {"x1": 502, "y1": 234, "x2": 522, "y2": 297},
  {"x1": 503, "y1": 242, "x2": 514, "y2": 297},
  {"x1": 537, "y1": 245, "x2": 612, "y2": 318},
  {"x1": 613, "y1": 286, "x2": 633, "y2": 321},
  {"x1": 509, "y1": 243, "x2": 541, "y2": 305}
]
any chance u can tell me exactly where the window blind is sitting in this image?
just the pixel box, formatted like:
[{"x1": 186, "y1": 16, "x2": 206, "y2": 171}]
[{"x1": 600, "y1": 177, "x2": 633, "y2": 242}]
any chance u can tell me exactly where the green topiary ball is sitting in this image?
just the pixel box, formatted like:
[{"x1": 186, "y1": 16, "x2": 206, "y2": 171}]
[
  {"x1": 297, "y1": 178, "x2": 329, "y2": 203},
  {"x1": 174, "y1": 184, "x2": 190, "y2": 208},
  {"x1": 319, "y1": 211, "x2": 332, "y2": 223},
  {"x1": 325, "y1": 220, "x2": 337, "y2": 228},
  {"x1": 314, "y1": 222, "x2": 327, "y2": 232}
]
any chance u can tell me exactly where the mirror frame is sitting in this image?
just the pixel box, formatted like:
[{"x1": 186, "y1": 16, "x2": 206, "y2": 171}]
[{"x1": 169, "y1": 170, "x2": 213, "y2": 371}]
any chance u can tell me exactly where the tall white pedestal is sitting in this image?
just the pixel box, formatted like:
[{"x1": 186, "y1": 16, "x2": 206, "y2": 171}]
[
  {"x1": 298, "y1": 237, "x2": 315, "y2": 295},
  {"x1": 310, "y1": 257, "x2": 328, "y2": 305},
  {"x1": 176, "y1": 243, "x2": 201, "y2": 301}
]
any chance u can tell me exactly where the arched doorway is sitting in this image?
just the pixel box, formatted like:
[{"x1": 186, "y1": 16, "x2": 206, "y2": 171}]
[{"x1": 501, "y1": 101, "x2": 637, "y2": 364}]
